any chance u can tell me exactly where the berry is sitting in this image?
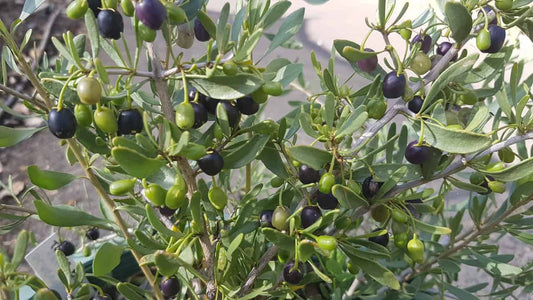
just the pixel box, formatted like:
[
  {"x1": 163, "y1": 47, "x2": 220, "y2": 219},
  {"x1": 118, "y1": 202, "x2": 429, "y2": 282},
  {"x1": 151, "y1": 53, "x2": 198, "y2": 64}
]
[
  {"x1": 316, "y1": 192, "x2": 339, "y2": 210},
  {"x1": 121, "y1": 0, "x2": 135, "y2": 17},
  {"x1": 222, "y1": 61, "x2": 239, "y2": 76},
  {"x1": 436, "y1": 42, "x2": 457, "y2": 60},
  {"x1": 118, "y1": 109, "x2": 143, "y2": 135},
  {"x1": 48, "y1": 108, "x2": 77, "y2": 139},
  {"x1": 56, "y1": 240, "x2": 75, "y2": 256},
  {"x1": 261, "y1": 81, "x2": 283, "y2": 96},
  {"x1": 197, "y1": 150, "x2": 224, "y2": 176},
  {"x1": 164, "y1": 2, "x2": 186, "y2": 25},
  {"x1": 371, "y1": 205, "x2": 390, "y2": 223},
  {"x1": 300, "y1": 206, "x2": 321, "y2": 228},
  {"x1": 482, "y1": 25, "x2": 506, "y2": 54},
  {"x1": 367, "y1": 99, "x2": 387, "y2": 119},
  {"x1": 144, "y1": 184, "x2": 167, "y2": 206},
  {"x1": 495, "y1": 0, "x2": 513, "y2": 11},
  {"x1": 159, "y1": 206, "x2": 176, "y2": 216},
  {"x1": 97, "y1": 10, "x2": 123, "y2": 40},
  {"x1": 189, "y1": 88, "x2": 206, "y2": 103},
  {"x1": 318, "y1": 173, "x2": 335, "y2": 194},
  {"x1": 498, "y1": 147, "x2": 515, "y2": 163},
  {"x1": 94, "y1": 107, "x2": 117, "y2": 133},
  {"x1": 408, "y1": 96, "x2": 424, "y2": 114},
  {"x1": 298, "y1": 165, "x2": 320, "y2": 184},
  {"x1": 236, "y1": 96, "x2": 260, "y2": 115},
  {"x1": 109, "y1": 178, "x2": 136, "y2": 195},
  {"x1": 77, "y1": 77, "x2": 101, "y2": 105},
  {"x1": 391, "y1": 208, "x2": 409, "y2": 223},
  {"x1": 357, "y1": 48, "x2": 378, "y2": 72},
  {"x1": 488, "y1": 180, "x2": 506, "y2": 193},
  {"x1": 194, "y1": 18, "x2": 210, "y2": 41},
  {"x1": 34, "y1": 289, "x2": 61, "y2": 300},
  {"x1": 204, "y1": 96, "x2": 220, "y2": 115},
  {"x1": 208, "y1": 186, "x2": 228, "y2": 210},
  {"x1": 251, "y1": 88, "x2": 269, "y2": 104},
  {"x1": 368, "y1": 228, "x2": 389, "y2": 247},
  {"x1": 138, "y1": 23, "x2": 157, "y2": 42},
  {"x1": 74, "y1": 104, "x2": 93, "y2": 127},
  {"x1": 136, "y1": 0, "x2": 167, "y2": 30},
  {"x1": 407, "y1": 236, "x2": 425, "y2": 263},
  {"x1": 316, "y1": 235, "x2": 337, "y2": 251},
  {"x1": 88, "y1": 0, "x2": 102, "y2": 16},
  {"x1": 177, "y1": 23, "x2": 194, "y2": 49},
  {"x1": 405, "y1": 141, "x2": 432, "y2": 164},
  {"x1": 165, "y1": 180, "x2": 187, "y2": 209},
  {"x1": 175, "y1": 102, "x2": 195, "y2": 129},
  {"x1": 409, "y1": 52, "x2": 431, "y2": 75},
  {"x1": 260, "y1": 210, "x2": 274, "y2": 227},
  {"x1": 272, "y1": 206, "x2": 290, "y2": 231},
  {"x1": 161, "y1": 277, "x2": 180, "y2": 298},
  {"x1": 362, "y1": 176, "x2": 382, "y2": 199},
  {"x1": 86, "y1": 228, "x2": 100, "y2": 240},
  {"x1": 405, "y1": 199, "x2": 423, "y2": 217},
  {"x1": 411, "y1": 34, "x2": 432, "y2": 53},
  {"x1": 283, "y1": 261, "x2": 304, "y2": 284},
  {"x1": 66, "y1": 0, "x2": 89, "y2": 20},
  {"x1": 191, "y1": 102, "x2": 208, "y2": 128},
  {"x1": 382, "y1": 72, "x2": 406, "y2": 98},
  {"x1": 217, "y1": 101, "x2": 241, "y2": 128},
  {"x1": 477, "y1": 28, "x2": 492, "y2": 51}
]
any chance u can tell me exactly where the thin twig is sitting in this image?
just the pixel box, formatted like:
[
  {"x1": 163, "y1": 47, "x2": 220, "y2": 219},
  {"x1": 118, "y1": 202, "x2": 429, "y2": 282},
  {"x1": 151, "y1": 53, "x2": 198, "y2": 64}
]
[
  {"x1": 0, "y1": 204, "x2": 36, "y2": 215},
  {"x1": 238, "y1": 245, "x2": 279, "y2": 297}
]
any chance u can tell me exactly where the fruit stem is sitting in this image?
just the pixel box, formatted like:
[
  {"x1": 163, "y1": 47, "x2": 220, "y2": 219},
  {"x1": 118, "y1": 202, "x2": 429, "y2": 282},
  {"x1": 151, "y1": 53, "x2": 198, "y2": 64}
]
[
  {"x1": 360, "y1": 29, "x2": 374, "y2": 50},
  {"x1": 417, "y1": 120, "x2": 425, "y2": 146},
  {"x1": 481, "y1": 6, "x2": 490, "y2": 29},
  {"x1": 57, "y1": 70, "x2": 82, "y2": 111},
  {"x1": 181, "y1": 69, "x2": 190, "y2": 103}
]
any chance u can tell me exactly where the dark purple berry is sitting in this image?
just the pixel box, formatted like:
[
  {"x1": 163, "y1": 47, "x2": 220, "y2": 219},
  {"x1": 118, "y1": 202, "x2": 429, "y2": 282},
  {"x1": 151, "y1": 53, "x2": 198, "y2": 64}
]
[
  {"x1": 283, "y1": 261, "x2": 304, "y2": 284},
  {"x1": 316, "y1": 192, "x2": 339, "y2": 210},
  {"x1": 159, "y1": 206, "x2": 177, "y2": 217},
  {"x1": 412, "y1": 34, "x2": 432, "y2": 53},
  {"x1": 300, "y1": 206, "x2": 322, "y2": 228},
  {"x1": 482, "y1": 25, "x2": 506, "y2": 54},
  {"x1": 48, "y1": 108, "x2": 77, "y2": 139},
  {"x1": 436, "y1": 42, "x2": 457, "y2": 61},
  {"x1": 204, "y1": 97, "x2": 220, "y2": 115},
  {"x1": 368, "y1": 228, "x2": 389, "y2": 247},
  {"x1": 88, "y1": 0, "x2": 102, "y2": 16},
  {"x1": 260, "y1": 210, "x2": 274, "y2": 227},
  {"x1": 194, "y1": 18, "x2": 210, "y2": 42},
  {"x1": 118, "y1": 109, "x2": 143, "y2": 135},
  {"x1": 135, "y1": 0, "x2": 167, "y2": 30},
  {"x1": 86, "y1": 228, "x2": 100, "y2": 240},
  {"x1": 405, "y1": 141, "x2": 432, "y2": 165},
  {"x1": 382, "y1": 72, "x2": 406, "y2": 98},
  {"x1": 236, "y1": 96, "x2": 260, "y2": 115},
  {"x1": 357, "y1": 48, "x2": 378, "y2": 73},
  {"x1": 362, "y1": 176, "x2": 382, "y2": 199},
  {"x1": 56, "y1": 240, "x2": 75, "y2": 256},
  {"x1": 216, "y1": 101, "x2": 241, "y2": 128},
  {"x1": 408, "y1": 96, "x2": 424, "y2": 114},
  {"x1": 97, "y1": 10, "x2": 123, "y2": 40},
  {"x1": 197, "y1": 150, "x2": 224, "y2": 176},
  {"x1": 191, "y1": 102, "x2": 208, "y2": 128},
  {"x1": 161, "y1": 277, "x2": 180, "y2": 298},
  {"x1": 298, "y1": 165, "x2": 320, "y2": 184}
]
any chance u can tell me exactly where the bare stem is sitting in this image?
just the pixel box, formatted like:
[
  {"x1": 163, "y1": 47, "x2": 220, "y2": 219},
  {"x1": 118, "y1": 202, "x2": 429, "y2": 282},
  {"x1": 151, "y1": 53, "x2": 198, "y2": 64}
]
[
  {"x1": 238, "y1": 245, "x2": 279, "y2": 296},
  {"x1": 0, "y1": 204, "x2": 36, "y2": 215}
]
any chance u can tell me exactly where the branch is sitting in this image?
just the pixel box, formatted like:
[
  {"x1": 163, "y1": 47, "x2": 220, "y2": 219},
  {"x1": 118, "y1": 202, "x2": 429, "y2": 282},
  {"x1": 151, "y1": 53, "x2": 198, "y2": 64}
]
[
  {"x1": 238, "y1": 245, "x2": 279, "y2": 297},
  {"x1": 0, "y1": 204, "x2": 36, "y2": 215}
]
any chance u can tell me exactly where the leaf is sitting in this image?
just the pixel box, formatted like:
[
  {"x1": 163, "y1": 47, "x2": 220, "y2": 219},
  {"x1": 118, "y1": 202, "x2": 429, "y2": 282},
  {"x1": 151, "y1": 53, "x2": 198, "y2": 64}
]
[
  {"x1": 34, "y1": 200, "x2": 113, "y2": 228},
  {"x1": 333, "y1": 39, "x2": 385, "y2": 79},
  {"x1": 20, "y1": 0, "x2": 46, "y2": 21},
  {"x1": 324, "y1": 93, "x2": 335, "y2": 128},
  {"x1": 447, "y1": 176, "x2": 489, "y2": 193},
  {"x1": 261, "y1": 1, "x2": 291, "y2": 29},
  {"x1": 289, "y1": 145, "x2": 332, "y2": 170},
  {"x1": 351, "y1": 164, "x2": 421, "y2": 182},
  {"x1": 341, "y1": 46, "x2": 380, "y2": 62},
  {"x1": 222, "y1": 134, "x2": 270, "y2": 169},
  {"x1": 331, "y1": 184, "x2": 368, "y2": 209},
  {"x1": 11, "y1": 230, "x2": 29, "y2": 268},
  {"x1": 264, "y1": 8, "x2": 305, "y2": 57},
  {"x1": 335, "y1": 106, "x2": 367, "y2": 138},
  {"x1": 258, "y1": 144, "x2": 290, "y2": 179},
  {"x1": 445, "y1": 2, "x2": 472, "y2": 43},
  {"x1": 469, "y1": 250, "x2": 522, "y2": 276},
  {"x1": 262, "y1": 228, "x2": 295, "y2": 251},
  {"x1": 234, "y1": 28, "x2": 263, "y2": 62},
  {"x1": 93, "y1": 243, "x2": 123, "y2": 276},
  {"x1": 154, "y1": 251, "x2": 181, "y2": 276},
  {"x1": 116, "y1": 282, "x2": 147, "y2": 300},
  {"x1": 84, "y1": 10, "x2": 100, "y2": 57},
  {"x1": 421, "y1": 121, "x2": 491, "y2": 154},
  {"x1": 445, "y1": 283, "x2": 479, "y2": 300},
  {"x1": 378, "y1": 0, "x2": 386, "y2": 27},
  {"x1": 413, "y1": 218, "x2": 451, "y2": 235},
  {"x1": 465, "y1": 106, "x2": 489, "y2": 131},
  {"x1": 510, "y1": 183, "x2": 533, "y2": 206},
  {"x1": 111, "y1": 147, "x2": 166, "y2": 178},
  {"x1": 56, "y1": 250, "x2": 71, "y2": 286},
  {"x1": 271, "y1": 63, "x2": 303, "y2": 87},
  {"x1": 27, "y1": 165, "x2": 78, "y2": 190},
  {"x1": 189, "y1": 74, "x2": 264, "y2": 100},
  {"x1": 145, "y1": 204, "x2": 183, "y2": 239},
  {"x1": 308, "y1": 260, "x2": 332, "y2": 283},
  {"x1": 197, "y1": 10, "x2": 216, "y2": 39},
  {"x1": 479, "y1": 157, "x2": 533, "y2": 182},
  {"x1": 0, "y1": 126, "x2": 44, "y2": 147}
]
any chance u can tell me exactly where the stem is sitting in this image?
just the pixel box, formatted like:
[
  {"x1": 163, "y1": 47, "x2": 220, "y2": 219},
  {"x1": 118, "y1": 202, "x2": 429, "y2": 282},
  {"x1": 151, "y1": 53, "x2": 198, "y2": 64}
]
[
  {"x1": 0, "y1": 83, "x2": 46, "y2": 110},
  {"x1": 0, "y1": 204, "x2": 36, "y2": 215},
  {"x1": 238, "y1": 245, "x2": 279, "y2": 296}
]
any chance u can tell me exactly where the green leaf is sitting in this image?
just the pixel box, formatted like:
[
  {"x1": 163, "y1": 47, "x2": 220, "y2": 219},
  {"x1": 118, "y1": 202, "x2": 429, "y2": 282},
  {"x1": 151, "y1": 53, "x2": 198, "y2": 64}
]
[
  {"x1": 308, "y1": 260, "x2": 332, "y2": 283},
  {"x1": 27, "y1": 165, "x2": 78, "y2": 190},
  {"x1": 447, "y1": 176, "x2": 489, "y2": 193},
  {"x1": 145, "y1": 204, "x2": 183, "y2": 239},
  {"x1": 34, "y1": 200, "x2": 113, "y2": 228},
  {"x1": 510, "y1": 182, "x2": 533, "y2": 206},
  {"x1": 189, "y1": 74, "x2": 264, "y2": 100},
  {"x1": 289, "y1": 145, "x2": 332, "y2": 170},
  {"x1": 234, "y1": 28, "x2": 263, "y2": 62},
  {"x1": 116, "y1": 282, "x2": 147, "y2": 300},
  {"x1": 413, "y1": 218, "x2": 451, "y2": 235},
  {"x1": 479, "y1": 157, "x2": 533, "y2": 182},
  {"x1": 258, "y1": 144, "x2": 290, "y2": 179},
  {"x1": 197, "y1": 10, "x2": 216, "y2": 39},
  {"x1": 331, "y1": 184, "x2": 368, "y2": 209},
  {"x1": 378, "y1": 0, "x2": 386, "y2": 27},
  {"x1": 56, "y1": 250, "x2": 71, "y2": 286},
  {"x1": 421, "y1": 121, "x2": 491, "y2": 154},
  {"x1": 465, "y1": 106, "x2": 489, "y2": 131},
  {"x1": 342, "y1": 46, "x2": 380, "y2": 62},
  {"x1": 134, "y1": 230, "x2": 166, "y2": 250},
  {"x1": 375, "y1": 166, "x2": 408, "y2": 198},
  {"x1": 93, "y1": 243, "x2": 123, "y2": 276},
  {"x1": 445, "y1": 283, "x2": 479, "y2": 300},
  {"x1": 264, "y1": 8, "x2": 305, "y2": 58},
  {"x1": 324, "y1": 93, "x2": 335, "y2": 128},
  {"x1": 469, "y1": 250, "x2": 522, "y2": 276},
  {"x1": 51, "y1": 37, "x2": 78, "y2": 67},
  {"x1": 335, "y1": 106, "x2": 367, "y2": 138},
  {"x1": 84, "y1": 10, "x2": 100, "y2": 57},
  {"x1": 20, "y1": 0, "x2": 46, "y2": 21},
  {"x1": 352, "y1": 164, "x2": 421, "y2": 181},
  {"x1": 11, "y1": 230, "x2": 29, "y2": 269},
  {"x1": 262, "y1": 228, "x2": 295, "y2": 251},
  {"x1": 261, "y1": 1, "x2": 291, "y2": 29},
  {"x1": 222, "y1": 134, "x2": 270, "y2": 169},
  {"x1": 111, "y1": 147, "x2": 166, "y2": 178},
  {"x1": 75, "y1": 127, "x2": 111, "y2": 155},
  {"x1": 445, "y1": 2, "x2": 472, "y2": 43},
  {"x1": 333, "y1": 40, "x2": 385, "y2": 79},
  {"x1": 272, "y1": 63, "x2": 303, "y2": 87},
  {"x1": 154, "y1": 251, "x2": 181, "y2": 276},
  {"x1": 0, "y1": 126, "x2": 44, "y2": 147}
]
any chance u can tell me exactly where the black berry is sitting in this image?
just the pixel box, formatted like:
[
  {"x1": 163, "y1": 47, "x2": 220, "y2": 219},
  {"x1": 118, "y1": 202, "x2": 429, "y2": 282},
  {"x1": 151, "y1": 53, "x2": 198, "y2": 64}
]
[
  {"x1": 117, "y1": 109, "x2": 143, "y2": 135},
  {"x1": 194, "y1": 18, "x2": 210, "y2": 42},
  {"x1": 408, "y1": 96, "x2": 424, "y2": 114},
  {"x1": 56, "y1": 240, "x2": 75, "y2": 256},
  {"x1": 357, "y1": 48, "x2": 378, "y2": 73},
  {"x1": 362, "y1": 176, "x2": 383, "y2": 199},
  {"x1": 98, "y1": 10, "x2": 124, "y2": 40},
  {"x1": 86, "y1": 228, "x2": 100, "y2": 240},
  {"x1": 197, "y1": 150, "x2": 224, "y2": 176},
  {"x1": 368, "y1": 228, "x2": 389, "y2": 247},
  {"x1": 159, "y1": 206, "x2": 177, "y2": 216},
  {"x1": 48, "y1": 108, "x2": 77, "y2": 139},
  {"x1": 482, "y1": 25, "x2": 506, "y2": 54},
  {"x1": 405, "y1": 141, "x2": 432, "y2": 165},
  {"x1": 298, "y1": 165, "x2": 320, "y2": 184},
  {"x1": 436, "y1": 42, "x2": 457, "y2": 60},
  {"x1": 135, "y1": 0, "x2": 167, "y2": 30},
  {"x1": 161, "y1": 277, "x2": 180, "y2": 298},
  {"x1": 216, "y1": 101, "x2": 241, "y2": 128},
  {"x1": 412, "y1": 34, "x2": 432, "y2": 53},
  {"x1": 191, "y1": 102, "x2": 208, "y2": 128},
  {"x1": 236, "y1": 96, "x2": 260, "y2": 115},
  {"x1": 260, "y1": 210, "x2": 274, "y2": 227},
  {"x1": 88, "y1": 0, "x2": 102, "y2": 16},
  {"x1": 382, "y1": 72, "x2": 406, "y2": 99},
  {"x1": 300, "y1": 206, "x2": 322, "y2": 228},
  {"x1": 316, "y1": 192, "x2": 339, "y2": 210},
  {"x1": 204, "y1": 96, "x2": 220, "y2": 115},
  {"x1": 283, "y1": 261, "x2": 304, "y2": 284}
]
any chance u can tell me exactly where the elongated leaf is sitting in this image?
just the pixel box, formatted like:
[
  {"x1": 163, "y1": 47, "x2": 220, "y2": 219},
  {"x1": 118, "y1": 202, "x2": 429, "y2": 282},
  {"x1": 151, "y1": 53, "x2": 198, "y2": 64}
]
[
  {"x1": 445, "y1": 283, "x2": 479, "y2": 300},
  {"x1": 34, "y1": 200, "x2": 113, "y2": 228},
  {"x1": 264, "y1": 8, "x2": 305, "y2": 57},
  {"x1": 332, "y1": 184, "x2": 368, "y2": 209},
  {"x1": 0, "y1": 126, "x2": 44, "y2": 147},
  {"x1": 234, "y1": 29, "x2": 263, "y2": 62},
  {"x1": 289, "y1": 145, "x2": 332, "y2": 170},
  {"x1": 145, "y1": 204, "x2": 183, "y2": 239},
  {"x1": 335, "y1": 106, "x2": 367, "y2": 138},
  {"x1": 342, "y1": 46, "x2": 380, "y2": 62},
  {"x1": 262, "y1": 1, "x2": 291, "y2": 29},
  {"x1": 111, "y1": 147, "x2": 166, "y2": 178},
  {"x1": 11, "y1": 230, "x2": 29, "y2": 268},
  {"x1": 333, "y1": 39, "x2": 385, "y2": 79},
  {"x1": 445, "y1": 2, "x2": 472, "y2": 43},
  {"x1": 93, "y1": 243, "x2": 123, "y2": 276},
  {"x1": 20, "y1": 0, "x2": 46, "y2": 21},
  {"x1": 84, "y1": 10, "x2": 100, "y2": 57},
  {"x1": 421, "y1": 122, "x2": 491, "y2": 154},
  {"x1": 262, "y1": 227, "x2": 294, "y2": 251},
  {"x1": 258, "y1": 144, "x2": 290, "y2": 179},
  {"x1": 189, "y1": 74, "x2": 264, "y2": 100},
  {"x1": 479, "y1": 157, "x2": 533, "y2": 182},
  {"x1": 510, "y1": 183, "x2": 533, "y2": 206},
  {"x1": 413, "y1": 218, "x2": 451, "y2": 235},
  {"x1": 27, "y1": 165, "x2": 77, "y2": 190},
  {"x1": 447, "y1": 176, "x2": 489, "y2": 193},
  {"x1": 116, "y1": 283, "x2": 146, "y2": 300},
  {"x1": 222, "y1": 134, "x2": 270, "y2": 169}
]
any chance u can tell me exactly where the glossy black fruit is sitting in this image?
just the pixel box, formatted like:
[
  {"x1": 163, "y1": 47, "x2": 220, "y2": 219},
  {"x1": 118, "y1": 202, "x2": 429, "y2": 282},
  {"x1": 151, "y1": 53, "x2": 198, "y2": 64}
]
[
  {"x1": 88, "y1": 0, "x2": 102, "y2": 16},
  {"x1": 97, "y1": 10, "x2": 123, "y2": 40},
  {"x1": 204, "y1": 96, "x2": 220, "y2": 115},
  {"x1": 298, "y1": 165, "x2": 320, "y2": 184},
  {"x1": 188, "y1": 88, "x2": 206, "y2": 103},
  {"x1": 260, "y1": 210, "x2": 274, "y2": 227},
  {"x1": 48, "y1": 108, "x2": 77, "y2": 139},
  {"x1": 408, "y1": 96, "x2": 424, "y2": 114},
  {"x1": 301, "y1": 206, "x2": 322, "y2": 228},
  {"x1": 357, "y1": 48, "x2": 378, "y2": 73},
  {"x1": 217, "y1": 101, "x2": 241, "y2": 128},
  {"x1": 405, "y1": 198, "x2": 423, "y2": 218},
  {"x1": 136, "y1": 0, "x2": 167, "y2": 30},
  {"x1": 412, "y1": 34, "x2": 432, "y2": 53},
  {"x1": 191, "y1": 102, "x2": 208, "y2": 128},
  {"x1": 479, "y1": 6, "x2": 498, "y2": 25},
  {"x1": 283, "y1": 261, "x2": 304, "y2": 284},
  {"x1": 382, "y1": 72, "x2": 406, "y2": 98},
  {"x1": 194, "y1": 18, "x2": 210, "y2": 41},
  {"x1": 159, "y1": 206, "x2": 177, "y2": 217},
  {"x1": 92, "y1": 294, "x2": 111, "y2": 300},
  {"x1": 197, "y1": 150, "x2": 224, "y2": 176},
  {"x1": 436, "y1": 42, "x2": 457, "y2": 60},
  {"x1": 118, "y1": 109, "x2": 143, "y2": 135},
  {"x1": 405, "y1": 141, "x2": 432, "y2": 165},
  {"x1": 236, "y1": 96, "x2": 260, "y2": 115},
  {"x1": 161, "y1": 277, "x2": 180, "y2": 298},
  {"x1": 316, "y1": 192, "x2": 339, "y2": 210},
  {"x1": 86, "y1": 228, "x2": 100, "y2": 240},
  {"x1": 368, "y1": 228, "x2": 389, "y2": 247},
  {"x1": 362, "y1": 176, "x2": 383, "y2": 199},
  {"x1": 56, "y1": 240, "x2": 75, "y2": 256},
  {"x1": 482, "y1": 25, "x2": 506, "y2": 54}
]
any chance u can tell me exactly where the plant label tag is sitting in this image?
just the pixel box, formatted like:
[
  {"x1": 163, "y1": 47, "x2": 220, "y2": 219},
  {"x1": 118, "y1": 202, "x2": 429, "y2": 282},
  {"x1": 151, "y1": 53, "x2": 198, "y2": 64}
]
[{"x1": 25, "y1": 233, "x2": 68, "y2": 298}]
